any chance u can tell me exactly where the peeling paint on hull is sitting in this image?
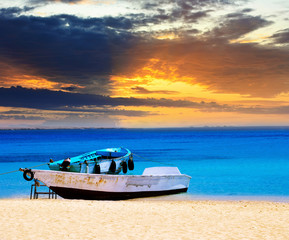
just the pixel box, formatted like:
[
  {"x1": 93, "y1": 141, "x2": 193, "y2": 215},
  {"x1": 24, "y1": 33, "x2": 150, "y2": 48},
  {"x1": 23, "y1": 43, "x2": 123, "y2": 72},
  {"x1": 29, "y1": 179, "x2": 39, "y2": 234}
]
[
  {"x1": 31, "y1": 169, "x2": 191, "y2": 200},
  {"x1": 50, "y1": 186, "x2": 188, "y2": 200}
]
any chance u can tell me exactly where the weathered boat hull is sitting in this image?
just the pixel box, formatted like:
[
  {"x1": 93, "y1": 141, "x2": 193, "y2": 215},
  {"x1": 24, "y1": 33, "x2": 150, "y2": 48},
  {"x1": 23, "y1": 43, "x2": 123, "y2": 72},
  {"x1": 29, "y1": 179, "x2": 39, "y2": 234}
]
[{"x1": 31, "y1": 168, "x2": 191, "y2": 200}]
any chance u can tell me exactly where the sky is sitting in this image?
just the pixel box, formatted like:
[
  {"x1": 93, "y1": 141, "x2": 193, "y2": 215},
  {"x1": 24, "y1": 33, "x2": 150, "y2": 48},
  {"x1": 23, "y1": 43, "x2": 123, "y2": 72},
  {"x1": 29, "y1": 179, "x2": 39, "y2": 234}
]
[{"x1": 0, "y1": 0, "x2": 289, "y2": 128}]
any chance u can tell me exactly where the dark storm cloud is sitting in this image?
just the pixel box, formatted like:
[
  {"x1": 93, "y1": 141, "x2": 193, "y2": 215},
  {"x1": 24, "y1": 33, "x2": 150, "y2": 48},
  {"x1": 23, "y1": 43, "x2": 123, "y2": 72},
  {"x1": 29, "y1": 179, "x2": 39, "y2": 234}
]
[
  {"x1": 104, "y1": 16, "x2": 133, "y2": 30},
  {"x1": 171, "y1": 9, "x2": 210, "y2": 23},
  {"x1": 141, "y1": 0, "x2": 239, "y2": 10},
  {"x1": 210, "y1": 14, "x2": 272, "y2": 40},
  {"x1": 0, "y1": 12, "x2": 107, "y2": 81},
  {"x1": 241, "y1": 8, "x2": 253, "y2": 13},
  {"x1": 226, "y1": 8, "x2": 254, "y2": 18},
  {"x1": 134, "y1": 0, "x2": 251, "y2": 28},
  {"x1": 0, "y1": 9, "x2": 139, "y2": 91},
  {"x1": 2, "y1": 87, "x2": 289, "y2": 115},
  {"x1": 185, "y1": 10, "x2": 211, "y2": 22},
  {"x1": 139, "y1": 0, "x2": 244, "y2": 25},
  {"x1": 0, "y1": 108, "x2": 150, "y2": 118},
  {"x1": 270, "y1": 29, "x2": 289, "y2": 44},
  {"x1": 0, "y1": 7, "x2": 23, "y2": 16},
  {"x1": 0, "y1": 5, "x2": 263, "y2": 92},
  {"x1": 0, "y1": 86, "x2": 223, "y2": 109},
  {"x1": 0, "y1": 7, "x2": 34, "y2": 17}
]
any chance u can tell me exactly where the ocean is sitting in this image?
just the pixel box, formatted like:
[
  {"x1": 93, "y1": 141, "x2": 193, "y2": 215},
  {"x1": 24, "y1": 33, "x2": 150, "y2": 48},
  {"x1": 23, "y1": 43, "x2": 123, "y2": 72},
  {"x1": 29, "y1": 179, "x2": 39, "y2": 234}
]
[{"x1": 1, "y1": 127, "x2": 289, "y2": 201}]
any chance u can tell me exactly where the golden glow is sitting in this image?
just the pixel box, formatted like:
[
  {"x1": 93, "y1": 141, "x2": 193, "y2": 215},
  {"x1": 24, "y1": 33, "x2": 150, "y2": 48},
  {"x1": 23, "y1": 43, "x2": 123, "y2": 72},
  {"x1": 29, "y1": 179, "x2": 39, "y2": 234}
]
[
  {"x1": 115, "y1": 106, "x2": 289, "y2": 128},
  {"x1": 230, "y1": 34, "x2": 269, "y2": 44},
  {"x1": 108, "y1": 52, "x2": 289, "y2": 128},
  {"x1": 110, "y1": 58, "x2": 195, "y2": 97},
  {"x1": 2, "y1": 74, "x2": 83, "y2": 91},
  {"x1": 156, "y1": 33, "x2": 178, "y2": 40},
  {"x1": 110, "y1": 57, "x2": 255, "y2": 104}
]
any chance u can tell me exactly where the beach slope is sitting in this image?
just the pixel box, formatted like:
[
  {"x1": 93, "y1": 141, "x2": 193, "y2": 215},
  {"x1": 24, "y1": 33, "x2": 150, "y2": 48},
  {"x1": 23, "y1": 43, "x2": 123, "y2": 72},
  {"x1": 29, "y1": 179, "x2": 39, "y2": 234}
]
[{"x1": 0, "y1": 199, "x2": 288, "y2": 240}]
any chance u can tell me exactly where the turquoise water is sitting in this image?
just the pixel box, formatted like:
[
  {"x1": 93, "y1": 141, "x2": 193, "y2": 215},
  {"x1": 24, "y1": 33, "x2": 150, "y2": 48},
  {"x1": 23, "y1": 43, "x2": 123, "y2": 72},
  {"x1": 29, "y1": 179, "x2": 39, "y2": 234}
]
[{"x1": 1, "y1": 128, "x2": 289, "y2": 200}]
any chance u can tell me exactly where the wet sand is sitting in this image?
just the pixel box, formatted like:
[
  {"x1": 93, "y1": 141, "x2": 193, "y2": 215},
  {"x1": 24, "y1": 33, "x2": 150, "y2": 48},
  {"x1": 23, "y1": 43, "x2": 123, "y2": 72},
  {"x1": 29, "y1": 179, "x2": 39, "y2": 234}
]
[{"x1": 1, "y1": 199, "x2": 289, "y2": 240}]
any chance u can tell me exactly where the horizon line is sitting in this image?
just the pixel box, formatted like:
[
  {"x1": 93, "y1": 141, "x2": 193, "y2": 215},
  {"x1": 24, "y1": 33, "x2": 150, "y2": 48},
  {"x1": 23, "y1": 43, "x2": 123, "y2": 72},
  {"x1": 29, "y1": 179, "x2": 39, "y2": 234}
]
[{"x1": 1, "y1": 126, "x2": 289, "y2": 130}]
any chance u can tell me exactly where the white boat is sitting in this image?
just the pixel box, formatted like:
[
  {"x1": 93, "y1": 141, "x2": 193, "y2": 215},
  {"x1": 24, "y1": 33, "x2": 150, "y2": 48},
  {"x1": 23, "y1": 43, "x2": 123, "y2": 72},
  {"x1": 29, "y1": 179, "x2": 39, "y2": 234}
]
[
  {"x1": 48, "y1": 147, "x2": 133, "y2": 174},
  {"x1": 21, "y1": 167, "x2": 191, "y2": 200}
]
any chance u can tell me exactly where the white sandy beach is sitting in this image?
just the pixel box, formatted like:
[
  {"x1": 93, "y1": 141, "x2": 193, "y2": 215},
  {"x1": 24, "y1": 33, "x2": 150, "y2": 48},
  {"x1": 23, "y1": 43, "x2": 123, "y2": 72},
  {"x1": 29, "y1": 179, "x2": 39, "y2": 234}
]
[{"x1": 0, "y1": 199, "x2": 288, "y2": 240}]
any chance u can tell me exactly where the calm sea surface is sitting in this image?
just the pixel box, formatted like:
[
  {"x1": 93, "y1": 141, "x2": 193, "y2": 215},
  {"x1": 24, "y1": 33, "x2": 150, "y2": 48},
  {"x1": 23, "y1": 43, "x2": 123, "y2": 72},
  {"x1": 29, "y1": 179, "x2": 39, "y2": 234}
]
[{"x1": 1, "y1": 128, "x2": 289, "y2": 201}]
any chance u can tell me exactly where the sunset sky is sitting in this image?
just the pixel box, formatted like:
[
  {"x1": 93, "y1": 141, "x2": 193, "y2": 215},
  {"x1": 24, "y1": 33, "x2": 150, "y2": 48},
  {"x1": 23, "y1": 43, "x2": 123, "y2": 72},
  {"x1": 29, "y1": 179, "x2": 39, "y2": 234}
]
[{"x1": 0, "y1": 0, "x2": 289, "y2": 128}]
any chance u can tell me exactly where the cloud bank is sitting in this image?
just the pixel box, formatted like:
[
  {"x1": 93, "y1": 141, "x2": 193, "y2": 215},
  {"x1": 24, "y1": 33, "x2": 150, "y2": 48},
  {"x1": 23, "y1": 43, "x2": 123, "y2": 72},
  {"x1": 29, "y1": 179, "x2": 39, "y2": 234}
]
[{"x1": 0, "y1": 5, "x2": 288, "y2": 98}]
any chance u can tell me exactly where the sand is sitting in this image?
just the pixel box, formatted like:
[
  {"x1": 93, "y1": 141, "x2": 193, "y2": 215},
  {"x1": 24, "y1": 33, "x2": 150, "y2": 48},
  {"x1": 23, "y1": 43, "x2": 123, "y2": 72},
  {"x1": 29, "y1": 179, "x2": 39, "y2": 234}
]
[{"x1": 0, "y1": 199, "x2": 288, "y2": 240}]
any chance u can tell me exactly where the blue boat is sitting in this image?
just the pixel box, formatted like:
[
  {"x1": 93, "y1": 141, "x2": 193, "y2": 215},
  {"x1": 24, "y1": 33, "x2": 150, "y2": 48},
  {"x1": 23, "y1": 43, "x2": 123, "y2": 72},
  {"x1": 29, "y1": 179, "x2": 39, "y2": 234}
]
[{"x1": 48, "y1": 147, "x2": 134, "y2": 174}]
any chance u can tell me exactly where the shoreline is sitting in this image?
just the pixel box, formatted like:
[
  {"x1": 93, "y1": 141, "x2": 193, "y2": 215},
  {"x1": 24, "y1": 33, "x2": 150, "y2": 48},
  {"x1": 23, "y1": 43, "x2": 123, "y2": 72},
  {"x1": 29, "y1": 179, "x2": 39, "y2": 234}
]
[
  {"x1": 1, "y1": 199, "x2": 288, "y2": 240},
  {"x1": 2, "y1": 192, "x2": 289, "y2": 203}
]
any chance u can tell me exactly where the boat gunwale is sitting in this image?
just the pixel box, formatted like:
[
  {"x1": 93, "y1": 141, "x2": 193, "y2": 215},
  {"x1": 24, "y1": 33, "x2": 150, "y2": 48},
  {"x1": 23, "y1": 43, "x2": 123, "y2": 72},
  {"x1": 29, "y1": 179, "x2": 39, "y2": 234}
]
[{"x1": 49, "y1": 147, "x2": 131, "y2": 165}]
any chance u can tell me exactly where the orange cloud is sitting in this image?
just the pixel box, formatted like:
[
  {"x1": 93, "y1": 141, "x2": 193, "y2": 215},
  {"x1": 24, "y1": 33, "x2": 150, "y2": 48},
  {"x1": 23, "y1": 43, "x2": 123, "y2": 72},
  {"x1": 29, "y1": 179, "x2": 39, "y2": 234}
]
[
  {"x1": 1, "y1": 73, "x2": 83, "y2": 92},
  {"x1": 111, "y1": 36, "x2": 289, "y2": 98},
  {"x1": 156, "y1": 33, "x2": 179, "y2": 40},
  {"x1": 110, "y1": 57, "x2": 197, "y2": 97}
]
